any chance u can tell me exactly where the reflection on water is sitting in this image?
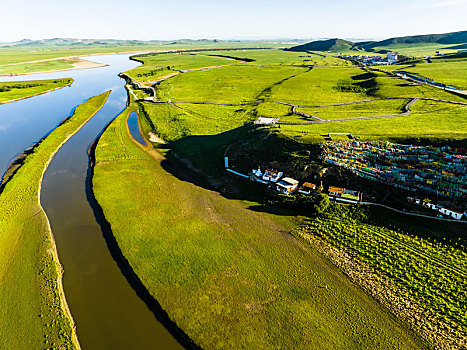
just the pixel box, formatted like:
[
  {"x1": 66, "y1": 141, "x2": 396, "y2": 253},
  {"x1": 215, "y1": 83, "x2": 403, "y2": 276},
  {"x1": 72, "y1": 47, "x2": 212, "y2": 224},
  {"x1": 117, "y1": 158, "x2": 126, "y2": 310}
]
[
  {"x1": 127, "y1": 111, "x2": 147, "y2": 146},
  {"x1": 0, "y1": 54, "x2": 139, "y2": 178}
]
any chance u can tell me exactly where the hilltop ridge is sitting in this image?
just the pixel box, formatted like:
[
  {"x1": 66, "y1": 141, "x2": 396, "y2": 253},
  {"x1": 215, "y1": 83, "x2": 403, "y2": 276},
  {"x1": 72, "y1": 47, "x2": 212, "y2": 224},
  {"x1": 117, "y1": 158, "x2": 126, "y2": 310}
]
[{"x1": 287, "y1": 30, "x2": 467, "y2": 53}]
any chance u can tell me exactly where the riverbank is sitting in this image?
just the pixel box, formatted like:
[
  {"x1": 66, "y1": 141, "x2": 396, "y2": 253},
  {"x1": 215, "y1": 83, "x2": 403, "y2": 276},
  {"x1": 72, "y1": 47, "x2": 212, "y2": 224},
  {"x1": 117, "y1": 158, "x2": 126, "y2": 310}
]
[
  {"x1": 0, "y1": 91, "x2": 110, "y2": 349},
  {"x1": 0, "y1": 78, "x2": 73, "y2": 105},
  {"x1": 86, "y1": 108, "x2": 197, "y2": 349},
  {"x1": 91, "y1": 106, "x2": 425, "y2": 349}
]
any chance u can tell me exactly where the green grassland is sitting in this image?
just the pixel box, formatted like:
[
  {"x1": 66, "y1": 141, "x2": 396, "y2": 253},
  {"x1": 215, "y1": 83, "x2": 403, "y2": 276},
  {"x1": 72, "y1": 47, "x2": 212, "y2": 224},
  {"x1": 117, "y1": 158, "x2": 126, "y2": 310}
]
[
  {"x1": 125, "y1": 66, "x2": 177, "y2": 83},
  {"x1": 0, "y1": 42, "x2": 285, "y2": 66},
  {"x1": 366, "y1": 43, "x2": 459, "y2": 57},
  {"x1": 92, "y1": 108, "x2": 424, "y2": 349},
  {"x1": 270, "y1": 67, "x2": 376, "y2": 105},
  {"x1": 133, "y1": 52, "x2": 235, "y2": 70},
  {"x1": 156, "y1": 65, "x2": 307, "y2": 103},
  {"x1": 294, "y1": 203, "x2": 467, "y2": 348},
  {"x1": 131, "y1": 49, "x2": 467, "y2": 146},
  {"x1": 0, "y1": 78, "x2": 73, "y2": 103},
  {"x1": 0, "y1": 91, "x2": 109, "y2": 349},
  {"x1": 296, "y1": 99, "x2": 409, "y2": 120},
  {"x1": 402, "y1": 60, "x2": 467, "y2": 90},
  {"x1": 139, "y1": 102, "x2": 254, "y2": 156},
  {"x1": 198, "y1": 49, "x2": 352, "y2": 66},
  {"x1": 280, "y1": 102, "x2": 467, "y2": 144}
]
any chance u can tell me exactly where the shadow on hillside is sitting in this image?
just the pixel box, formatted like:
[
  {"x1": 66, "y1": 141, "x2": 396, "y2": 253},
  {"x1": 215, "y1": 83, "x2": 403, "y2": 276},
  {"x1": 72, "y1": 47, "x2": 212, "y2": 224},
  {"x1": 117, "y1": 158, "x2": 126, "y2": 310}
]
[
  {"x1": 157, "y1": 123, "x2": 323, "y2": 218},
  {"x1": 155, "y1": 124, "x2": 467, "y2": 244}
]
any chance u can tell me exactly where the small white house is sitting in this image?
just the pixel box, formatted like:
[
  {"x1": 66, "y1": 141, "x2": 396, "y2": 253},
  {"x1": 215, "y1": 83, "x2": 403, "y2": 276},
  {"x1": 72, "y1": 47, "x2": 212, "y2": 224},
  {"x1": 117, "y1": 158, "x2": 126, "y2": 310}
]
[
  {"x1": 251, "y1": 168, "x2": 263, "y2": 178},
  {"x1": 387, "y1": 52, "x2": 398, "y2": 64},
  {"x1": 439, "y1": 207, "x2": 464, "y2": 220},
  {"x1": 254, "y1": 117, "x2": 279, "y2": 126},
  {"x1": 276, "y1": 177, "x2": 299, "y2": 195},
  {"x1": 263, "y1": 169, "x2": 283, "y2": 183}
]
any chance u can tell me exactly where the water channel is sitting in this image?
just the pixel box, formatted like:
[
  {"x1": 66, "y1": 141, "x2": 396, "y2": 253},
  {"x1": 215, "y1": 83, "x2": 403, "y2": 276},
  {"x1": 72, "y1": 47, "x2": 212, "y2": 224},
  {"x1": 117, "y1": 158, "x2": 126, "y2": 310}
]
[
  {"x1": 127, "y1": 111, "x2": 147, "y2": 145},
  {"x1": 1, "y1": 54, "x2": 183, "y2": 349}
]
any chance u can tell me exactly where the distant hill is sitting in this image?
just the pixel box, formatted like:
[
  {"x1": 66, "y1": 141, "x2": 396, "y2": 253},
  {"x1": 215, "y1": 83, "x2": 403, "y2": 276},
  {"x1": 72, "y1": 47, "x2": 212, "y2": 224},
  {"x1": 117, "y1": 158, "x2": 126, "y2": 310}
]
[
  {"x1": 359, "y1": 30, "x2": 467, "y2": 50},
  {"x1": 287, "y1": 38, "x2": 354, "y2": 52},
  {"x1": 287, "y1": 30, "x2": 467, "y2": 53},
  {"x1": 0, "y1": 38, "x2": 232, "y2": 48}
]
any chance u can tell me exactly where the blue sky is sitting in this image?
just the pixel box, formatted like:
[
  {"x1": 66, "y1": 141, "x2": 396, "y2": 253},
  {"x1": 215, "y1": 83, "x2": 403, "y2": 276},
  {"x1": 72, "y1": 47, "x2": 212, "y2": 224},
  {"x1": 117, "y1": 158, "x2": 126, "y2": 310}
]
[{"x1": 1, "y1": 0, "x2": 466, "y2": 42}]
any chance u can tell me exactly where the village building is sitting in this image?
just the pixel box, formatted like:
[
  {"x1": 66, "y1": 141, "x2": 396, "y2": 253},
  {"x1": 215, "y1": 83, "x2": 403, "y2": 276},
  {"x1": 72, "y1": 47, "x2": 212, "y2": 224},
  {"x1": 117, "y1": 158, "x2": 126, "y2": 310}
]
[
  {"x1": 407, "y1": 197, "x2": 465, "y2": 220},
  {"x1": 254, "y1": 117, "x2": 279, "y2": 126},
  {"x1": 323, "y1": 140, "x2": 467, "y2": 199},
  {"x1": 328, "y1": 186, "x2": 345, "y2": 197},
  {"x1": 276, "y1": 177, "x2": 299, "y2": 195},
  {"x1": 387, "y1": 51, "x2": 398, "y2": 64},
  {"x1": 299, "y1": 182, "x2": 317, "y2": 195},
  {"x1": 262, "y1": 169, "x2": 283, "y2": 183},
  {"x1": 328, "y1": 186, "x2": 361, "y2": 201}
]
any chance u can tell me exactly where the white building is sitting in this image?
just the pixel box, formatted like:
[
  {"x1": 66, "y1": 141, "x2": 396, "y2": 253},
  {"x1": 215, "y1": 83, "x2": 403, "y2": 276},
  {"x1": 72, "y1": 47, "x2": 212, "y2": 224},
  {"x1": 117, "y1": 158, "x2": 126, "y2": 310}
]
[
  {"x1": 387, "y1": 52, "x2": 398, "y2": 64},
  {"x1": 276, "y1": 177, "x2": 299, "y2": 195},
  {"x1": 262, "y1": 169, "x2": 283, "y2": 183}
]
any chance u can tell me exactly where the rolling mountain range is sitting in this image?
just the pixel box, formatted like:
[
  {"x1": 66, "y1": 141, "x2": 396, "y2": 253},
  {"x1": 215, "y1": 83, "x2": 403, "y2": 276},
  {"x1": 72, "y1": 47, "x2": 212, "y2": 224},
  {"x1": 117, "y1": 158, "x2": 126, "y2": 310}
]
[{"x1": 288, "y1": 30, "x2": 467, "y2": 53}]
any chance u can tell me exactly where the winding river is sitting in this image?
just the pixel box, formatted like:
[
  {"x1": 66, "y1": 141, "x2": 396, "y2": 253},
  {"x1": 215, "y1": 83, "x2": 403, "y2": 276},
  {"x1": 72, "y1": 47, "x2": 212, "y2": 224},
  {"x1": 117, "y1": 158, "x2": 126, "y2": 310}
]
[{"x1": 0, "y1": 54, "x2": 183, "y2": 349}]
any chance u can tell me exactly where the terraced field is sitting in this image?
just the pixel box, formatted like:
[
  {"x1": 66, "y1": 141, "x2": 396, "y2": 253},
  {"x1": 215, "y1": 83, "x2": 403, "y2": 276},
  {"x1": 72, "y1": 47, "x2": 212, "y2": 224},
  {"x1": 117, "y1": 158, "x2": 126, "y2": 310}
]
[{"x1": 294, "y1": 204, "x2": 466, "y2": 349}]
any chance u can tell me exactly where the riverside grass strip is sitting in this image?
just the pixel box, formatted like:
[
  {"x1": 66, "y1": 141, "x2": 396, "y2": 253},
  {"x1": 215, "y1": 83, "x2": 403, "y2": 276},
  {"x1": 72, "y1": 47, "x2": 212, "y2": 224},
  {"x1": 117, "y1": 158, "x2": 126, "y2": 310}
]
[
  {"x1": 0, "y1": 91, "x2": 110, "y2": 350},
  {"x1": 0, "y1": 78, "x2": 73, "y2": 104},
  {"x1": 92, "y1": 107, "x2": 425, "y2": 349}
]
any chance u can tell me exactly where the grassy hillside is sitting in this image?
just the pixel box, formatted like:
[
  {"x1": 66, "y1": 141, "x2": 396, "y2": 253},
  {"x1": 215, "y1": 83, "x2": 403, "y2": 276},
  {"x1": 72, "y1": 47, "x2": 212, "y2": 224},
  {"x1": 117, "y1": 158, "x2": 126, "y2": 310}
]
[
  {"x1": 92, "y1": 107, "x2": 424, "y2": 349},
  {"x1": 360, "y1": 30, "x2": 467, "y2": 49},
  {"x1": 288, "y1": 38, "x2": 354, "y2": 52},
  {"x1": 0, "y1": 91, "x2": 109, "y2": 349},
  {"x1": 0, "y1": 78, "x2": 73, "y2": 103},
  {"x1": 288, "y1": 31, "x2": 467, "y2": 56}
]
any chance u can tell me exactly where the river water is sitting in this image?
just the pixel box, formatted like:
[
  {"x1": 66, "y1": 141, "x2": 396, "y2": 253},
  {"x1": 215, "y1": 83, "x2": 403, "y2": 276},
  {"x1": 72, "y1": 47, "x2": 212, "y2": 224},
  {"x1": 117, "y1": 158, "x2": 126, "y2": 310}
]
[{"x1": 1, "y1": 54, "x2": 183, "y2": 349}]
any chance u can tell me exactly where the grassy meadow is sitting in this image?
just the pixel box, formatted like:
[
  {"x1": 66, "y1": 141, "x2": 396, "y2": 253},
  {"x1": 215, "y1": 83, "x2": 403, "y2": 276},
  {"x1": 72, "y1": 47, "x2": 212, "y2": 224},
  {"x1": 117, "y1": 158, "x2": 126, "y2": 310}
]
[
  {"x1": 0, "y1": 91, "x2": 109, "y2": 349},
  {"x1": 157, "y1": 65, "x2": 307, "y2": 103},
  {"x1": 362, "y1": 42, "x2": 459, "y2": 57},
  {"x1": 0, "y1": 78, "x2": 73, "y2": 103},
  {"x1": 295, "y1": 99, "x2": 409, "y2": 120},
  {"x1": 0, "y1": 42, "x2": 285, "y2": 66},
  {"x1": 197, "y1": 49, "x2": 352, "y2": 66},
  {"x1": 280, "y1": 102, "x2": 467, "y2": 145},
  {"x1": 400, "y1": 60, "x2": 467, "y2": 90},
  {"x1": 133, "y1": 52, "x2": 236, "y2": 70},
  {"x1": 92, "y1": 108, "x2": 425, "y2": 349}
]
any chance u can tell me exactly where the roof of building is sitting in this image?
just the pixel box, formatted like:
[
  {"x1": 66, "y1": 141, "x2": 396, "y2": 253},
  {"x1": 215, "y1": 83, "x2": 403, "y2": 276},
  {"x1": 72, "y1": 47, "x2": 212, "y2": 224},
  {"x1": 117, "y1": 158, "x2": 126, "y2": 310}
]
[
  {"x1": 264, "y1": 169, "x2": 281, "y2": 175},
  {"x1": 301, "y1": 182, "x2": 316, "y2": 189},
  {"x1": 328, "y1": 186, "x2": 344, "y2": 193},
  {"x1": 254, "y1": 117, "x2": 279, "y2": 126},
  {"x1": 278, "y1": 177, "x2": 299, "y2": 186}
]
